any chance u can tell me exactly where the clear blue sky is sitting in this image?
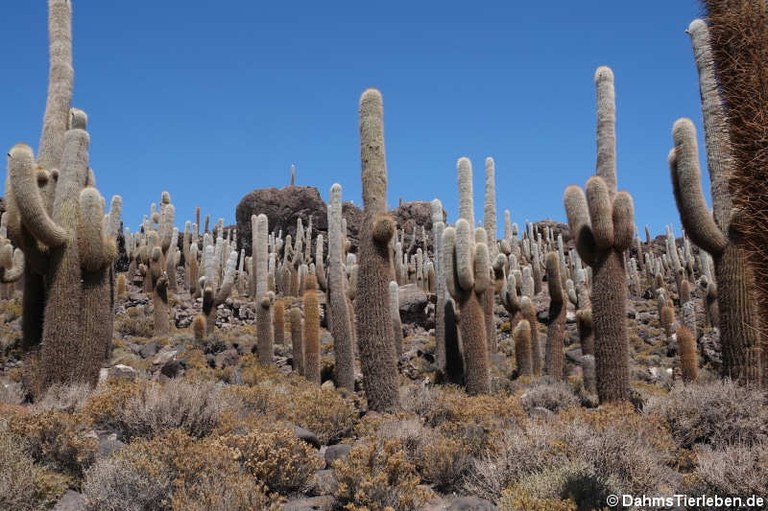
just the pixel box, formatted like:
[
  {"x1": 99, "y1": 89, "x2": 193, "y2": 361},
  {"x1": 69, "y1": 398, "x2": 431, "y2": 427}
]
[{"x1": 1, "y1": 1, "x2": 707, "y2": 238}]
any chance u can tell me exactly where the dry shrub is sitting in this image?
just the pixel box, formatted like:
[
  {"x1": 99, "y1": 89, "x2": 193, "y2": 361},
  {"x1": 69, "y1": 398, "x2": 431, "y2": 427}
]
[
  {"x1": 402, "y1": 385, "x2": 525, "y2": 457},
  {"x1": 36, "y1": 382, "x2": 93, "y2": 412},
  {"x1": 334, "y1": 438, "x2": 433, "y2": 511},
  {"x1": 464, "y1": 426, "x2": 564, "y2": 502},
  {"x1": 83, "y1": 429, "x2": 280, "y2": 511},
  {"x1": 81, "y1": 379, "x2": 144, "y2": 429},
  {"x1": 84, "y1": 454, "x2": 170, "y2": 511},
  {"x1": 85, "y1": 379, "x2": 225, "y2": 440},
  {"x1": 224, "y1": 364, "x2": 357, "y2": 445},
  {"x1": 218, "y1": 424, "x2": 323, "y2": 493},
  {"x1": 465, "y1": 404, "x2": 678, "y2": 504},
  {"x1": 369, "y1": 415, "x2": 472, "y2": 492},
  {"x1": 693, "y1": 442, "x2": 768, "y2": 496},
  {"x1": 645, "y1": 380, "x2": 768, "y2": 448},
  {"x1": 0, "y1": 422, "x2": 43, "y2": 511},
  {"x1": 9, "y1": 410, "x2": 98, "y2": 477},
  {"x1": 519, "y1": 380, "x2": 580, "y2": 414},
  {"x1": 498, "y1": 461, "x2": 603, "y2": 511}
]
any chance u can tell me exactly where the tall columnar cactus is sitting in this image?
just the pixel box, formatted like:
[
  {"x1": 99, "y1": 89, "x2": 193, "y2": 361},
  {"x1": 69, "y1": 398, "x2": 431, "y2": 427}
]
[
  {"x1": 443, "y1": 220, "x2": 491, "y2": 395},
  {"x1": 699, "y1": 3, "x2": 768, "y2": 385},
  {"x1": 273, "y1": 298, "x2": 285, "y2": 346},
  {"x1": 200, "y1": 250, "x2": 237, "y2": 336},
  {"x1": 256, "y1": 291, "x2": 275, "y2": 366},
  {"x1": 432, "y1": 199, "x2": 447, "y2": 373},
  {"x1": 327, "y1": 183, "x2": 355, "y2": 389},
  {"x1": 563, "y1": 66, "x2": 634, "y2": 403},
  {"x1": 303, "y1": 274, "x2": 321, "y2": 384},
  {"x1": 677, "y1": 325, "x2": 698, "y2": 383},
  {"x1": 544, "y1": 251, "x2": 565, "y2": 380},
  {"x1": 664, "y1": 18, "x2": 763, "y2": 385},
  {"x1": 483, "y1": 157, "x2": 498, "y2": 353},
  {"x1": 355, "y1": 89, "x2": 400, "y2": 411},
  {"x1": 389, "y1": 281, "x2": 404, "y2": 357},
  {"x1": 513, "y1": 319, "x2": 533, "y2": 377},
  {"x1": 251, "y1": 213, "x2": 269, "y2": 300},
  {"x1": 290, "y1": 306, "x2": 304, "y2": 374},
  {"x1": 520, "y1": 296, "x2": 541, "y2": 376}
]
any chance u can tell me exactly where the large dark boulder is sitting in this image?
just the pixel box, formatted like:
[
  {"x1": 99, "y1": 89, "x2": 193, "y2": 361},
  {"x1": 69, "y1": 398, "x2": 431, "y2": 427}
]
[
  {"x1": 235, "y1": 186, "x2": 331, "y2": 255},
  {"x1": 235, "y1": 187, "x2": 440, "y2": 256}
]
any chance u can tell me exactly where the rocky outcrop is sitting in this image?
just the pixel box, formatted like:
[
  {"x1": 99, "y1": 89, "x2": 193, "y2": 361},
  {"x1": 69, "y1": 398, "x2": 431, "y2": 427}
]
[{"x1": 235, "y1": 187, "x2": 438, "y2": 256}]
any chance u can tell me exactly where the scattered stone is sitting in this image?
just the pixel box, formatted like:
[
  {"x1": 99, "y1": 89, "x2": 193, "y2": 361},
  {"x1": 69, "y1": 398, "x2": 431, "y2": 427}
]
[
  {"x1": 310, "y1": 469, "x2": 339, "y2": 496},
  {"x1": 97, "y1": 433, "x2": 125, "y2": 458},
  {"x1": 52, "y1": 490, "x2": 87, "y2": 511},
  {"x1": 108, "y1": 364, "x2": 137, "y2": 381},
  {"x1": 282, "y1": 496, "x2": 336, "y2": 511},
  {"x1": 294, "y1": 425, "x2": 321, "y2": 449},
  {"x1": 139, "y1": 341, "x2": 159, "y2": 358},
  {"x1": 324, "y1": 444, "x2": 351, "y2": 468}
]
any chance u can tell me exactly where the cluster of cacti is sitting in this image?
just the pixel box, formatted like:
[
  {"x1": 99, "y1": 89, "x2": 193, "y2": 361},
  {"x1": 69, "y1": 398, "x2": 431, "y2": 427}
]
[
  {"x1": 4, "y1": 0, "x2": 121, "y2": 390},
  {"x1": 11, "y1": 1, "x2": 768, "y2": 434}
]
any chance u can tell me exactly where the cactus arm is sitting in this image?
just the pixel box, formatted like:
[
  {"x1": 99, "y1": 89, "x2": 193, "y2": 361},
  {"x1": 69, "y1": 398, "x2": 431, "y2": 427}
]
[
  {"x1": 214, "y1": 250, "x2": 238, "y2": 305},
  {"x1": 78, "y1": 187, "x2": 116, "y2": 272},
  {"x1": 670, "y1": 119, "x2": 728, "y2": 255},
  {"x1": 455, "y1": 219, "x2": 475, "y2": 292},
  {"x1": 586, "y1": 176, "x2": 614, "y2": 250},
  {"x1": 7, "y1": 145, "x2": 67, "y2": 248},
  {"x1": 564, "y1": 185, "x2": 596, "y2": 265},
  {"x1": 612, "y1": 192, "x2": 635, "y2": 252}
]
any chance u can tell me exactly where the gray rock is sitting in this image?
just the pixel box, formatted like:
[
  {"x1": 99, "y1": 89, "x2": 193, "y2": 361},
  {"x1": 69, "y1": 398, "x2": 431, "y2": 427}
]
[
  {"x1": 152, "y1": 348, "x2": 178, "y2": 366},
  {"x1": 294, "y1": 425, "x2": 321, "y2": 449},
  {"x1": 52, "y1": 490, "x2": 87, "y2": 511},
  {"x1": 108, "y1": 364, "x2": 137, "y2": 381},
  {"x1": 310, "y1": 469, "x2": 339, "y2": 496},
  {"x1": 445, "y1": 496, "x2": 496, "y2": 511},
  {"x1": 214, "y1": 348, "x2": 240, "y2": 369},
  {"x1": 97, "y1": 433, "x2": 125, "y2": 458},
  {"x1": 139, "y1": 341, "x2": 159, "y2": 358},
  {"x1": 324, "y1": 444, "x2": 351, "y2": 468},
  {"x1": 282, "y1": 496, "x2": 336, "y2": 511}
]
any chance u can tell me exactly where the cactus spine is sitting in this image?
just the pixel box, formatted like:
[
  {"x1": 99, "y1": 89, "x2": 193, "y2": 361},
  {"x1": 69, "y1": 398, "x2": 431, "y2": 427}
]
[
  {"x1": 355, "y1": 89, "x2": 400, "y2": 411},
  {"x1": 327, "y1": 184, "x2": 355, "y2": 389},
  {"x1": 563, "y1": 67, "x2": 634, "y2": 403}
]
